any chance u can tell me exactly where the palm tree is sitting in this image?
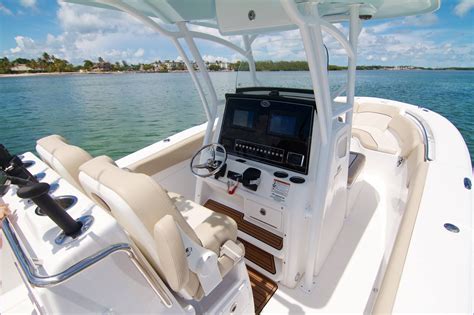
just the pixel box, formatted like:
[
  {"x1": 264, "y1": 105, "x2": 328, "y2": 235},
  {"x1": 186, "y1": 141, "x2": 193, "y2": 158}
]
[
  {"x1": 83, "y1": 60, "x2": 94, "y2": 70},
  {"x1": 42, "y1": 52, "x2": 50, "y2": 63}
]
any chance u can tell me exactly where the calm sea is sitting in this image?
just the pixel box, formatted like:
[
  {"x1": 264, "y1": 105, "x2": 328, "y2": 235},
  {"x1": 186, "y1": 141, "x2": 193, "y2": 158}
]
[{"x1": 1, "y1": 70, "x2": 473, "y2": 165}]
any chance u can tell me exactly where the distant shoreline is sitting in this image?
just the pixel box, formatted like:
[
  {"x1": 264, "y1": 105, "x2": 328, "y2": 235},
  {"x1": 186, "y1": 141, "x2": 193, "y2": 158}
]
[{"x1": 1, "y1": 68, "x2": 473, "y2": 78}]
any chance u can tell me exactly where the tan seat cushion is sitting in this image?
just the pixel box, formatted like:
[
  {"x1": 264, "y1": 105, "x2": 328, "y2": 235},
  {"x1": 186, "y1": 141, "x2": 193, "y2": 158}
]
[
  {"x1": 154, "y1": 215, "x2": 190, "y2": 292},
  {"x1": 352, "y1": 128, "x2": 378, "y2": 151},
  {"x1": 36, "y1": 134, "x2": 68, "y2": 157},
  {"x1": 388, "y1": 115, "x2": 422, "y2": 157},
  {"x1": 352, "y1": 104, "x2": 423, "y2": 157},
  {"x1": 79, "y1": 156, "x2": 203, "y2": 299},
  {"x1": 355, "y1": 102, "x2": 400, "y2": 118},
  {"x1": 169, "y1": 192, "x2": 238, "y2": 254},
  {"x1": 36, "y1": 134, "x2": 92, "y2": 192}
]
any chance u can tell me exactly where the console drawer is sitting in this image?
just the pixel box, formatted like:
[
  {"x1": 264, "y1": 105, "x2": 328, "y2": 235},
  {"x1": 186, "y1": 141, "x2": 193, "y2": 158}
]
[{"x1": 245, "y1": 199, "x2": 282, "y2": 230}]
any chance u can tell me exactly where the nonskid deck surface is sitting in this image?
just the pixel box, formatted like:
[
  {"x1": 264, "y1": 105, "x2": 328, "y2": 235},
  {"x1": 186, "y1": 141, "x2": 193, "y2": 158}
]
[{"x1": 262, "y1": 147, "x2": 403, "y2": 313}]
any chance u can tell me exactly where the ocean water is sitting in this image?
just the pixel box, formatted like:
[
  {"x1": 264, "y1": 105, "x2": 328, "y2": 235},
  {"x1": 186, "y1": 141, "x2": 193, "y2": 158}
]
[{"x1": 0, "y1": 70, "x2": 473, "y2": 165}]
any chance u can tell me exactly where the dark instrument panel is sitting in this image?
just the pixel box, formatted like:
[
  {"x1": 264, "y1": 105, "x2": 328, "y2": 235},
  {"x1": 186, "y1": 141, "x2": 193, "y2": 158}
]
[{"x1": 219, "y1": 88, "x2": 316, "y2": 174}]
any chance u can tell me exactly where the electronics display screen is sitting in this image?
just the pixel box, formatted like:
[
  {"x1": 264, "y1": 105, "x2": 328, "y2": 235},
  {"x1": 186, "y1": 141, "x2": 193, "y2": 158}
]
[
  {"x1": 219, "y1": 92, "x2": 315, "y2": 174},
  {"x1": 232, "y1": 109, "x2": 255, "y2": 129},
  {"x1": 268, "y1": 114, "x2": 297, "y2": 137}
]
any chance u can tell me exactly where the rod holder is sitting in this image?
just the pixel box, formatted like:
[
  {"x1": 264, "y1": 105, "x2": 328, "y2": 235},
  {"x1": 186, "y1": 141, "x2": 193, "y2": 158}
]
[{"x1": 17, "y1": 183, "x2": 83, "y2": 236}]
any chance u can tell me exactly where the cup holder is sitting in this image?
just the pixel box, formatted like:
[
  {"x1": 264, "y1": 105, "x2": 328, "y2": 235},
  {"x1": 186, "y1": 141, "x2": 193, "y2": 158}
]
[
  {"x1": 35, "y1": 195, "x2": 77, "y2": 216},
  {"x1": 23, "y1": 160, "x2": 35, "y2": 168}
]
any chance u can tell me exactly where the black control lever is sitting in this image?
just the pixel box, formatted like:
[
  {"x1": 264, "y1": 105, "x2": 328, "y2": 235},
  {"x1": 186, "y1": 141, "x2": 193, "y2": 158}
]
[
  {"x1": 17, "y1": 183, "x2": 83, "y2": 237},
  {"x1": 0, "y1": 144, "x2": 37, "y2": 183},
  {"x1": 5, "y1": 174, "x2": 31, "y2": 186}
]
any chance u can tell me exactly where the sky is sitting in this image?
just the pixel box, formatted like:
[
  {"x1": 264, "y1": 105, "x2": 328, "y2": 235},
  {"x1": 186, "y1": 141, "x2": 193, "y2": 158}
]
[{"x1": 0, "y1": 0, "x2": 473, "y2": 67}]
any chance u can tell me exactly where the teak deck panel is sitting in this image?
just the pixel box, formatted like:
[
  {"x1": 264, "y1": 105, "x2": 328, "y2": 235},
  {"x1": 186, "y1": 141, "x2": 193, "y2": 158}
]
[
  {"x1": 204, "y1": 199, "x2": 283, "y2": 250},
  {"x1": 247, "y1": 267, "x2": 278, "y2": 314},
  {"x1": 238, "y1": 238, "x2": 276, "y2": 274}
]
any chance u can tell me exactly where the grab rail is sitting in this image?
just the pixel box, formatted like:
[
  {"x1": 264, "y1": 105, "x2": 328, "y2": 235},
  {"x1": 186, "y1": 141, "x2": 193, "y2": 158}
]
[
  {"x1": 405, "y1": 110, "x2": 436, "y2": 162},
  {"x1": 1, "y1": 218, "x2": 172, "y2": 307}
]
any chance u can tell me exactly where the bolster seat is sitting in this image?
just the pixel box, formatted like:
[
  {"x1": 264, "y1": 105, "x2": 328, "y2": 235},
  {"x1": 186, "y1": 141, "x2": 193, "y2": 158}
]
[
  {"x1": 78, "y1": 156, "x2": 243, "y2": 300},
  {"x1": 169, "y1": 192, "x2": 238, "y2": 254},
  {"x1": 36, "y1": 135, "x2": 92, "y2": 192}
]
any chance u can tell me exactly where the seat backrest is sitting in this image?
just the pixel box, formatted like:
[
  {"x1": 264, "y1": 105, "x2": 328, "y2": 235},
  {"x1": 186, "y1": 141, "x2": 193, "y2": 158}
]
[
  {"x1": 36, "y1": 135, "x2": 92, "y2": 192},
  {"x1": 388, "y1": 114, "x2": 422, "y2": 157},
  {"x1": 78, "y1": 156, "x2": 203, "y2": 298}
]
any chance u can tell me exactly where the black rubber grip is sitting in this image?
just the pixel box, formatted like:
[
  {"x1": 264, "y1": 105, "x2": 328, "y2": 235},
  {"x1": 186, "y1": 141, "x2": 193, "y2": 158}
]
[{"x1": 17, "y1": 183, "x2": 82, "y2": 236}]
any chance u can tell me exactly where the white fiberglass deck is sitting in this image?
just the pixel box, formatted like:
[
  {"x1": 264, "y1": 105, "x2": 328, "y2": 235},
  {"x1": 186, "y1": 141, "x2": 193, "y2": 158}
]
[{"x1": 263, "y1": 144, "x2": 401, "y2": 313}]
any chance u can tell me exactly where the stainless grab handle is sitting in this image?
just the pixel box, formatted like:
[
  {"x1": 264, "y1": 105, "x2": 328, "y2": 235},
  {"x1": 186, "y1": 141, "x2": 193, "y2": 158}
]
[
  {"x1": 1, "y1": 218, "x2": 172, "y2": 307},
  {"x1": 405, "y1": 111, "x2": 435, "y2": 162}
]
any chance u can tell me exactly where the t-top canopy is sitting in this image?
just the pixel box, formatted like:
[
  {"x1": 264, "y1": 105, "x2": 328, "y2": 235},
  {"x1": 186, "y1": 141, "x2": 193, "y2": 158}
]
[{"x1": 65, "y1": 0, "x2": 440, "y2": 35}]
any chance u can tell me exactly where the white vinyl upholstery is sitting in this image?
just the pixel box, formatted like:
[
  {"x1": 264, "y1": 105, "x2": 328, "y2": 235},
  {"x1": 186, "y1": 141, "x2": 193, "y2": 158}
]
[
  {"x1": 36, "y1": 135, "x2": 92, "y2": 192},
  {"x1": 78, "y1": 156, "x2": 242, "y2": 300},
  {"x1": 352, "y1": 101, "x2": 421, "y2": 158}
]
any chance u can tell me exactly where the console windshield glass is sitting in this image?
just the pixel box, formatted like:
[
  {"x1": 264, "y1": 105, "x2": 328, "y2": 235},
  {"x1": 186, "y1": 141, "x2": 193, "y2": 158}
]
[{"x1": 269, "y1": 114, "x2": 297, "y2": 137}]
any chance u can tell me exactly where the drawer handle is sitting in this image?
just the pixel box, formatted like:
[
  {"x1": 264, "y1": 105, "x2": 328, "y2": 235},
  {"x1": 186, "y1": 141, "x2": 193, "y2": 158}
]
[{"x1": 259, "y1": 208, "x2": 266, "y2": 216}]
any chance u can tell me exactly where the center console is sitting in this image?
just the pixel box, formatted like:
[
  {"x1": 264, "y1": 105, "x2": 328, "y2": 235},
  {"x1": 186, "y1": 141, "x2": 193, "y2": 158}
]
[{"x1": 202, "y1": 88, "x2": 317, "y2": 280}]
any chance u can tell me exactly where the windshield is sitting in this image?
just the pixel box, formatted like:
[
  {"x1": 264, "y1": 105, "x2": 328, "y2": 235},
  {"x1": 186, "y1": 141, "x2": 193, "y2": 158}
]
[{"x1": 235, "y1": 32, "x2": 347, "y2": 96}]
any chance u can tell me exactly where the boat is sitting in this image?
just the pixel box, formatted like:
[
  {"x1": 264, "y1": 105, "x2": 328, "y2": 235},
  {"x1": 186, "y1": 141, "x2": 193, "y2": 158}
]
[{"x1": 1, "y1": 0, "x2": 472, "y2": 313}]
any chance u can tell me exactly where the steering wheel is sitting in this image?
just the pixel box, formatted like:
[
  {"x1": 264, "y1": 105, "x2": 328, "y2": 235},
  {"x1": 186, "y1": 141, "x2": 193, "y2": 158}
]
[{"x1": 190, "y1": 143, "x2": 227, "y2": 178}]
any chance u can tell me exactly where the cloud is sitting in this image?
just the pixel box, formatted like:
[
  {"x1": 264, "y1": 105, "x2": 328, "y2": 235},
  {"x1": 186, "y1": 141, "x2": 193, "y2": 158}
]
[
  {"x1": 0, "y1": 3, "x2": 12, "y2": 15},
  {"x1": 10, "y1": 36, "x2": 36, "y2": 54},
  {"x1": 369, "y1": 13, "x2": 438, "y2": 33},
  {"x1": 454, "y1": 0, "x2": 474, "y2": 17},
  {"x1": 57, "y1": 2, "x2": 151, "y2": 35},
  {"x1": 2, "y1": 1, "x2": 473, "y2": 68},
  {"x1": 355, "y1": 24, "x2": 474, "y2": 67},
  {"x1": 404, "y1": 13, "x2": 439, "y2": 26},
  {"x1": 20, "y1": 0, "x2": 36, "y2": 8},
  {"x1": 4, "y1": 2, "x2": 172, "y2": 64},
  {"x1": 203, "y1": 55, "x2": 229, "y2": 63},
  {"x1": 133, "y1": 48, "x2": 144, "y2": 57},
  {"x1": 250, "y1": 29, "x2": 306, "y2": 60}
]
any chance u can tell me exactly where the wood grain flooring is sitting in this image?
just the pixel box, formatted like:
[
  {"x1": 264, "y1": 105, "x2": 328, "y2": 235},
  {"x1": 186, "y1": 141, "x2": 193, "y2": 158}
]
[
  {"x1": 204, "y1": 199, "x2": 283, "y2": 250},
  {"x1": 238, "y1": 238, "x2": 276, "y2": 274},
  {"x1": 247, "y1": 267, "x2": 278, "y2": 314}
]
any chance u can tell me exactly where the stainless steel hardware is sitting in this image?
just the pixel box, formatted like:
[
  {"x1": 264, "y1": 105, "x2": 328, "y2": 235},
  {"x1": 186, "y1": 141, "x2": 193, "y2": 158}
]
[
  {"x1": 405, "y1": 111, "x2": 435, "y2": 162},
  {"x1": 1, "y1": 218, "x2": 172, "y2": 307}
]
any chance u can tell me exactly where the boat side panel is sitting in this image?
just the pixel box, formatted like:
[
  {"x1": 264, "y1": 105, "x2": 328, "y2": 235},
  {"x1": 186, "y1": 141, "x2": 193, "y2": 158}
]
[{"x1": 392, "y1": 106, "x2": 473, "y2": 313}]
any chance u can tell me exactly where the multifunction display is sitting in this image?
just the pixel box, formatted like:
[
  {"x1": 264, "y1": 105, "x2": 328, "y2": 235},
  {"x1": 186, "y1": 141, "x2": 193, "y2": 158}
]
[{"x1": 219, "y1": 93, "x2": 315, "y2": 174}]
